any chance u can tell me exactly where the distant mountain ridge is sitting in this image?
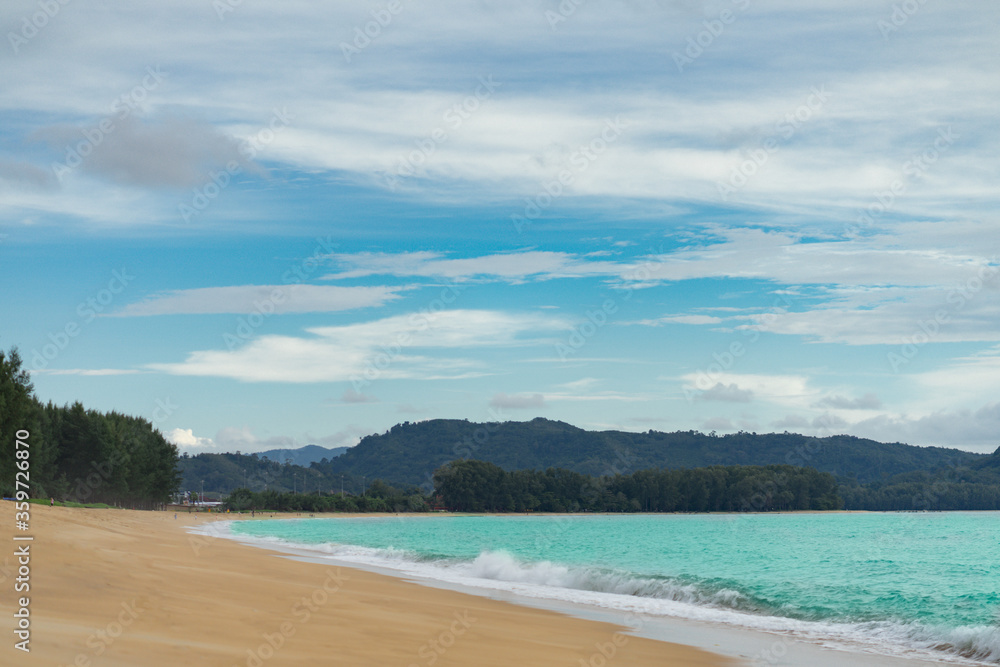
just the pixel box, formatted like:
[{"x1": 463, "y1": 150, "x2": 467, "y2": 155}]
[
  {"x1": 179, "y1": 419, "x2": 999, "y2": 510},
  {"x1": 311, "y1": 417, "x2": 986, "y2": 488},
  {"x1": 255, "y1": 444, "x2": 348, "y2": 467}
]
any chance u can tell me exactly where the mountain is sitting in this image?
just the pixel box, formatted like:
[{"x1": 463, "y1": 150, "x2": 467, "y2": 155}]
[
  {"x1": 311, "y1": 417, "x2": 986, "y2": 489},
  {"x1": 255, "y1": 444, "x2": 348, "y2": 467},
  {"x1": 177, "y1": 450, "x2": 362, "y2": 497}
]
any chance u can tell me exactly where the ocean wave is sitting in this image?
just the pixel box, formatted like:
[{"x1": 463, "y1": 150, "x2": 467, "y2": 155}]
[
  {"x1": 459, "y1": 550, "x2": 755, "y2": 611},
  {"x1": 210, "y1": 528, "x2": 1000, "y2": 665}
]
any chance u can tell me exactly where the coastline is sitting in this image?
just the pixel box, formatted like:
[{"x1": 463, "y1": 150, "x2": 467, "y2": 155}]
[
  {"x1": 215, "y1": 514, "x2": 965, "y2": 667},
  {"x1": 1, "y1": 504, "x2": 732, "y2": 666}
]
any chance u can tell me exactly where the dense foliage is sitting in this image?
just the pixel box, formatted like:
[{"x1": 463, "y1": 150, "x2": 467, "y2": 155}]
[
  {"x1": 221, "y1": 479, "x2": 429, "y2": 513},
  {"x1": 178, "y1": 450, "x2": 359, "y2": 496},
  {"x1": 0, "y1": 347, "x2": 180, "y2": 508},
  {"x1": 433, "y1": 460, "x2": 842, "y2": 512},
  {"x1": 315, "y1": 418, "x2": 983, "y2": 489},
  {"x1": 254, "y1": 444, "x2": 348, "y2": 467},
  {"x1": 840, "y1": 448, "x2": 1000, "y2": 510}
]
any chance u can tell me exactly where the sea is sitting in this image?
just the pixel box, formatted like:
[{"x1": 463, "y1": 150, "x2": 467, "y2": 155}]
[{"x1": 215, "y1": 512, "x2": 1000, "y2": 664}]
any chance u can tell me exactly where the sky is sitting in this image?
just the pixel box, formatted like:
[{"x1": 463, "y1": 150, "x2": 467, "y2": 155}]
[{"x1": 2, "y1": 0, "x2": 998, "y2": 455}]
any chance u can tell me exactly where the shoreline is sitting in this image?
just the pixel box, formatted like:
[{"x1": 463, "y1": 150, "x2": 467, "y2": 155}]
[
  {"x1": 1, "y1": 504, "x2": 732, "y2": 666},
  {"x1": 212, "y1": 514, "x2": 966, "y2": 667}
]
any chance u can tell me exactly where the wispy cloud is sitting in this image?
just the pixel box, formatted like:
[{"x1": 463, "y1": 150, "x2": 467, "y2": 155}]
[
  {"x1": 698, "y1": 382, "x2": 754, "y2": 403},
  {"x1": 683, "y1": 373, "x2": 816, "y2": 409},
  {"x1": 115, "y1": 284, "x2": 404, "y2": 316},
  {"x1": 321, "y1": 250, "x2": 623, "y2": 283},
  {"x1": 341, "y1": 389, "x2": 378, "y2": 404},
  {"x1": 30, "y1": 368, "x2": 142, "y2": 376},
  {"x1": 814, "y1": 393, "x2": 882, "y2": 410},
  {"x1": 489, "y1": 393, "x2": 546, "y2": 409},
  {"x1": 148, "y1": 309, "x2": 567, "y2": 383}
]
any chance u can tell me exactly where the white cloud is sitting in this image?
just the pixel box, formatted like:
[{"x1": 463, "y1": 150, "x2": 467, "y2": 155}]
[
  {"x1": 683, "y1": 373, "x2": 815, "y2": 409},
  {"x1": 147, "y1": 309, "x2": 567, "y2": 383},
  {"x1": 703, "y1": 417, "x2": 735, "y2": 432},
  {"x1": 850, "y1": 403, "x2": 1000, "y2": 453},
  {"x1": 213, "y1": 426, "x2": 296, "y2": 453},
  {"x1": 556, "y1": 377, "x2": 601, "y2": 391},
  {"x1": 166, "y1": 427, "x2": 215, "y2": 451},
  {"x1": 815, "y1": 392, "x2": 882, "y2": 410},
  {"x1": 321, "y1": 250, "x2": 623, "y2": 283},
  {"x1": 203, "y1": 425, "x2": 363, "y2": 454},
  {"x1": 4, "y1": 1, "x2": 998, "y2": 228},
  {"x1": 771, "y1": 415, "x2": 811, "y2": 430},
  {"x1": 660, "y1": 315, "x2": 725, "y2": 326},
  {"x1": 698, "y1": 382, "x2": 754, "y2": 403},
  {"x1": 909, "y1": 347, "x2": 1000, "y2": 407},
  {"x1": 489, "y1": 393, "x2": 546, "y2": 410},
  {"x1": 116, "y1": 284, "x2": 403, "y2": 316},
  {"x1": 341, "y1": 389, "x2": 378, "y2": 404},
  {"x1": 30, "y1": 368, "x2": 141, "y2": 376}
]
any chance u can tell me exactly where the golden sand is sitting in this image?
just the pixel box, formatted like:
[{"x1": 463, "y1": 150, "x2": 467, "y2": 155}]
[{"x1": 0, "y1": 504, "x2": 733, "y2": 666}]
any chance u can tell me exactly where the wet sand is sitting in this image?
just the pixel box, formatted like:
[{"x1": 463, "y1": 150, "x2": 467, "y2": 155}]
[{"x1": 0, "y1": 504, "x2": 733, "y2": 666}]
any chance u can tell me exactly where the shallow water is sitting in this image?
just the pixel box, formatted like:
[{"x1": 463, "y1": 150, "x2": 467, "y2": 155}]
[{"x1": 228, "y1": 512, "x2": 1000, "y2": 664}]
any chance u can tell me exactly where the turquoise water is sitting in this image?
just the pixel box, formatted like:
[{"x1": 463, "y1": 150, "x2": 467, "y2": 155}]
[{"x1": 228, "y1": 512, "x2": 1000, "y2": 663}]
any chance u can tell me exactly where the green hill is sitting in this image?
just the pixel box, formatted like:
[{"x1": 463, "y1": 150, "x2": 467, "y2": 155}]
[
  {"x1": 177, "y1": 451, "x2": 364, "y2": 498},
  {"x1": 311, "y1": 417, "x2": 985, "y2": 489}
]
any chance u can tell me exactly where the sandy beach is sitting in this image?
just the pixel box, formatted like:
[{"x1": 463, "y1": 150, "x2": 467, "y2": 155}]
[{"x1": 0, "y1": 504, "x2": 732, "y2": 666}]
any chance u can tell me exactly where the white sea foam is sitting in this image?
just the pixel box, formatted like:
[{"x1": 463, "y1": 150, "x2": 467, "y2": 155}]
[{"x1": 196, "y1": 524, "x2": 999, "y2": 666}]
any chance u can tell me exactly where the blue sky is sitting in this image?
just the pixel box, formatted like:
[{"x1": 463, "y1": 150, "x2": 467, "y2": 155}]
[{"x1": 2, "y1": 0, "x2": 998, "y2": 454}]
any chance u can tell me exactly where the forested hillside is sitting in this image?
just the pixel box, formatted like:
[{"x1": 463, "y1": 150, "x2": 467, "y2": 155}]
[
  {"x1": 840, "y1": 446, "x2": 1000, "y2": 510},
  {"x1": 312, "y1": 417, "x2": 983, "y2": 488},
  {"x1": 434, "y1": 460, "x2": 842, "y2": 513},
  {"x1": 255, "y1": 444, "x2": 348, "y2": 467},
  {"x1": 1, "y1": 348, "x2": 180, "y2": 508},
  {"x1": 177, "y1": 450, "x2": 362, "y2": 496}
]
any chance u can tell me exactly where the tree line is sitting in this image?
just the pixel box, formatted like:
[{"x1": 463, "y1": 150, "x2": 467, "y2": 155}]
[
  {"x1": 217, "y1": 460, "x2": 842, "y2": 514},
  {"x1": 1, "y1": 347, "x2": 180, "y2": 508},
  {"x1": 223, "y1": 479, "x2": 429, "y2": 513},
  {"x1": 433, "y1": 459, "x2": 842, "y2": 512},
  {"x1": 317, "y1": 417, "x2": 983, "y2": 488},
  {"x1": 178, "y1": 450, "x2": 363, "y2": 497},
  {"x1": 840, "y1": 457, "x2": 1000, "y2": 510}
]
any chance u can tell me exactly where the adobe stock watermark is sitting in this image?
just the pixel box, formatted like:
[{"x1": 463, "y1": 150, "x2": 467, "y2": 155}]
[
  {"x1": 233, "y1": 568, "x2": 349, "y2": 667},
  {"x1": 349, "y1": 281, "x2": 468, "y2": 391},
  {"x1": 684, "y1": 292, "x2": 794, "y2": 401},
  {"x1": 340, "y1": 0, "x2": 410, "y2": 63},
  {"x1": 887, "y1": 258, "x2": 999, "y2": 372},
  {"x1": 417, "y1": 405, "x2": 511, "y2": 491},
  {"x1": 878, "y1": 0, "x2": 931, "y2": 40},
  {"x1": 717, "y1": 85, "x2": 829, "y2": 201},
  {"x1": 30, "y1": 267, "x2": 134, "y2": 371},
  {"x1": 382, "y1": 75, "x2": 502, "y2": 191},
  {"x1": 748, "y1": 636, "x2": 794, "y2": 667},
  {"x1": 545, "y1": 0, "x2": 586, "y2": 31},
  {"x1": 222, "y1": 236, "x2": 339, "y2": 350},
  {"x1": 56, "y1": 600, "x2": 147, "y2": 667},
  {"x1": 511, "y1": 116, "x2": 628, "y2": 233},
  {"x1": 577, "y1": 612, "x2": 648, "y2": 667},
  {"x1": 8, "y1": 0, "x2": 72, "y2": 55},
  {"x1": 848, "y1": 126, "x2": 958, "y2": 238},
  {"x1": 212, "y1": 0, "x2": 248, "y2": 21},
  {"x1": 406, "y1": 610, "x2": 477, "y2": 667},
  {"x1": 673, "y1": 0, "x2": 751, "y2": 72},
  {"x1": 531, "y1": 447, "x2": 638, "y2": 549},
  {"x1": 555, "y1": 298, "x2": 622, "y2": 361},
  {"x1": 51, "y1": 66, "x2": 168, "y2": 182},
  {"x1": 179, "y1": 107, "x2": 293, "y2": 223},
  {"x1": 554, "y1": 247, "x2": 668, "y2": 361}
]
